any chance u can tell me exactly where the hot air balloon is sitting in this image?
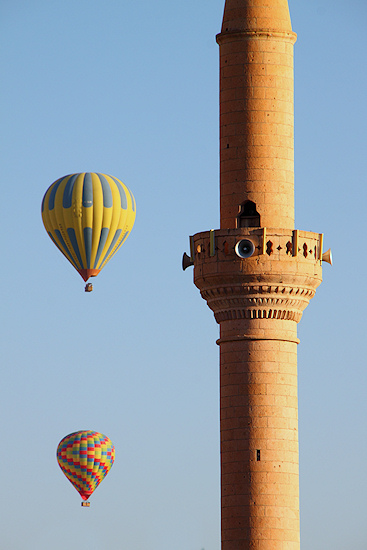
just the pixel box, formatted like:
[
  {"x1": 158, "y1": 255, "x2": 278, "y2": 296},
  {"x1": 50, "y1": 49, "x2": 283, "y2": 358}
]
[
  {"x1": 41, "y1": 173, "x2": 136, "y2": 290},
  {"x1": 57, "y1": 430, "x2": 115, "y2": 506}
]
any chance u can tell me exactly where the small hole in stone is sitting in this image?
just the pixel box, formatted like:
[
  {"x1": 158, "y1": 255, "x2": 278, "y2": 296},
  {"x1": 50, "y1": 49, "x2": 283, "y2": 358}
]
[{"x1": 256, "y1": 450, "x2": 261, "y2": 461}]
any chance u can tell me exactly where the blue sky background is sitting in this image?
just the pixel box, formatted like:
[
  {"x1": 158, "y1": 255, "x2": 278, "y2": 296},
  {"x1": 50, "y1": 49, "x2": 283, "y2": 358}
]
[{"x1": 1, "y1": 1, "x2": 366, "y2": 549}]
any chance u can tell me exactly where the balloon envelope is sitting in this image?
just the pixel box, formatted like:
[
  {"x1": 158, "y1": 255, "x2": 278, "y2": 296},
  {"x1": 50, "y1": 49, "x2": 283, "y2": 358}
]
[
  {"x1": 57, "y1": 430, "x2": 115, "y2": 501},
  {"x1": 42, "y1": 173, "x2": 136, "y2": 281}
]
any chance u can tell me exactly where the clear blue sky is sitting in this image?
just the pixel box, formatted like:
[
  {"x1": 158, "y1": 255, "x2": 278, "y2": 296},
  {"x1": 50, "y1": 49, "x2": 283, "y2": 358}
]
[{"x1": 1, "y1": 1, "x2": 366, "y2": 549}]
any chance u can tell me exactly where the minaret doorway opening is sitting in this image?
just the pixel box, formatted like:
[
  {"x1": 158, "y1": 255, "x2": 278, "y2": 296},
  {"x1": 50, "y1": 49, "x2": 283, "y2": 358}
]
[{"x1": 237, "y1": 200, "x2": 260, "y2": 228}]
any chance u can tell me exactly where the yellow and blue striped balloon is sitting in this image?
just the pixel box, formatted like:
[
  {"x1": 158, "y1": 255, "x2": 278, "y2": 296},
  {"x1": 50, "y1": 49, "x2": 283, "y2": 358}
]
[{"x1": 42, "y1": 173, "x2": 136, "y2": 281}]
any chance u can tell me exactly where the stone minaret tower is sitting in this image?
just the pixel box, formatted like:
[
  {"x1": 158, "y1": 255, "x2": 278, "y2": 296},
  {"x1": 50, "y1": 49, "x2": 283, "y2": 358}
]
[{"x1": 184, "y1": 0, "x2": 329, "y2": 548}]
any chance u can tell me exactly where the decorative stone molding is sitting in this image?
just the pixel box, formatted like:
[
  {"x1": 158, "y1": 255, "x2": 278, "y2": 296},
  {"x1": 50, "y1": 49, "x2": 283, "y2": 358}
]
[{"x1": 201, "y1": 284, "x2": 315, "y2": 323}]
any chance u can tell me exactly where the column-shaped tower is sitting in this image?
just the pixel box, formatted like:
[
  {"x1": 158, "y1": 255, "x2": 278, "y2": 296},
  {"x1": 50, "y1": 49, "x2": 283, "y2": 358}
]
[{"x1": 184, "y1": 1, "x2": 328, "y2": 548}]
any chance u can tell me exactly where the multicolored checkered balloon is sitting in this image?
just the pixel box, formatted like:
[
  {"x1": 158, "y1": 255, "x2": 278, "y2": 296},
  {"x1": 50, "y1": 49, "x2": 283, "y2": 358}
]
[{"x1": 57, "y1": 431, "x2": 115, "y2": 503}]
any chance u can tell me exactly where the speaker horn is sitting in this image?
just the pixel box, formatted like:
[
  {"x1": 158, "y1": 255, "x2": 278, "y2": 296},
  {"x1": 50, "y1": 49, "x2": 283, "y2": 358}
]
[
  {"x1": 235, "y1": 239, "x2": 255, "y2": 259},
  {"x1": 322, "y1": 248, "x2": 332, "y2": 265},
  {"x1": 182, "y1": 252, "x2": 194, "y2": 271}
]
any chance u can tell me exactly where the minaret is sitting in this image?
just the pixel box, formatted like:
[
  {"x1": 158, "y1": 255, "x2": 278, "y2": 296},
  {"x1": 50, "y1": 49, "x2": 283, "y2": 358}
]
[{"x1": 184, "y1": 1, "x2": 329, "y2": 548}]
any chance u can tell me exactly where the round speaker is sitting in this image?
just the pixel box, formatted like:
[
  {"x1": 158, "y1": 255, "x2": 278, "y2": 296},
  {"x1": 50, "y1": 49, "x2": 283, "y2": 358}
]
[{"x1": 235, "y1": 239, "x2": 255, "y2": 258}]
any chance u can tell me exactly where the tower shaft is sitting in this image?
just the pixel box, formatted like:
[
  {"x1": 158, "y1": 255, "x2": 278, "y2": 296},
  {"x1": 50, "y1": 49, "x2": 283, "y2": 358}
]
[
  {"x1": 217, "y1": 1, "x2": 296, "y2": 230},
  {"x1": 186, "y1": 1, "x2": 324, "y2": 548},
  {"x1": 220, "y1": 322, "x2": 299, "y2": 549}
]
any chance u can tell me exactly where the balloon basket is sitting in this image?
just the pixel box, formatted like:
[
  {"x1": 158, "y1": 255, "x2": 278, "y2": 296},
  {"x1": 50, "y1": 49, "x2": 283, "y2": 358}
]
[
  {"x1": 81, "y1": 502, "x2": 90, "y2": 507},
  {"x1": 84, "y1": 283, "x2": 93, "y2": 292}
]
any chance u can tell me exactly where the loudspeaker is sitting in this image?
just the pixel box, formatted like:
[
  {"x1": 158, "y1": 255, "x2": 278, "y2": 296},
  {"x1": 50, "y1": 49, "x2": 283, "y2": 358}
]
[
  {"x1": 235, "y1": 239, "x2": 255, "y2": 259},
  {"x1": 182, "y1": 252, "x2": 194, "y2": 271},
  {"x1": 322, "y1": 248, "x2": 333, "y2": 265}
]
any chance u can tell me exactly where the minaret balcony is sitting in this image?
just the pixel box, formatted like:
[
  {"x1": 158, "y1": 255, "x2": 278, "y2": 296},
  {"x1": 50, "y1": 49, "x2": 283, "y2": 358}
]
[{"x1": 189, "y1": 228, "x2": 323, "y2": 326}]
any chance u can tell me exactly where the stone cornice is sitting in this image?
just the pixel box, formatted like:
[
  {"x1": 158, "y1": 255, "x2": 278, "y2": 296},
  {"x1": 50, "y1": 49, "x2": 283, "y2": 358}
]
[
  {"x1": 216, "y1": 30, "x2": 297, "y2": 45},
  {"x1": 201, "y1": 283, "x2": 314, "y2": 323}
]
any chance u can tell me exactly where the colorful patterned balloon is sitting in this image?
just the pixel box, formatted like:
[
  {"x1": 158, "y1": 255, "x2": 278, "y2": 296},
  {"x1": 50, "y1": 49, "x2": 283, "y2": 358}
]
[
  {"x1": 42, "y1": 173, "x2": 136, "y2": 281},
  {"x1": 57, "y1": 431, "x2": 115, "y2": 502}
]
